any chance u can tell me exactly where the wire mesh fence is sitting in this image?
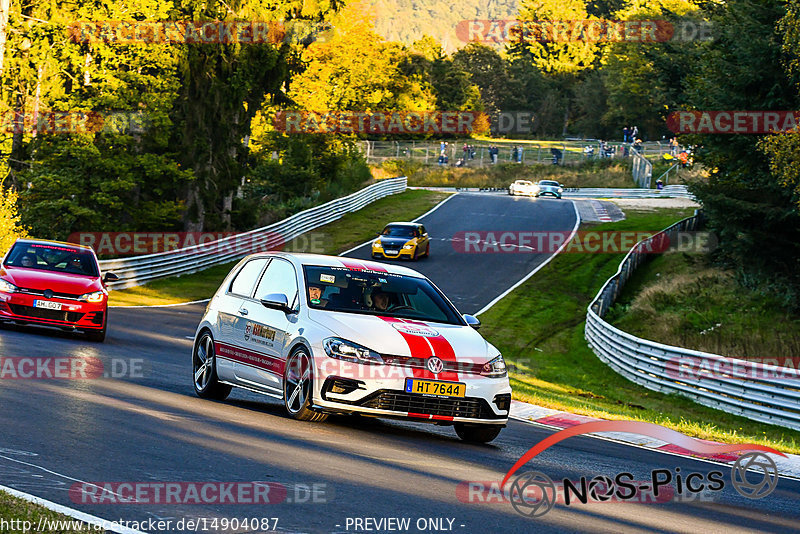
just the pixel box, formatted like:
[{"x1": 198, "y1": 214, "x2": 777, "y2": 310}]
[{"x1": 359, "y1": 139, "x2": 677, "y2": 168}]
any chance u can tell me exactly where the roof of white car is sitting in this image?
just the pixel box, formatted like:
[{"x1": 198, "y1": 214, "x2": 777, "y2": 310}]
[
  {"x1": 384, "y1": 221, "x2": 423, "y2": 227},
  {"x1": 260, "y1": 252, "x2": 425, "y2": 278}
]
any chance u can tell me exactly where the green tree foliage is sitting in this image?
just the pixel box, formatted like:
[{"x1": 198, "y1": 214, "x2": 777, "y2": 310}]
[
  {"x1": 686, "y1": 0, "x2": 800, "y2": 306},
  {"x1": 761, "y1": 0, "x2": 800, "y2": 209},
  {"x1": 599, "y1": 0, "x2": 703, "y2": 140},
  {"x1": 514, "y1": 0, "x2": 599, "y2": 75},
  {"x1": 0, "y1": 186, "x2": 28, "y2": 255},
  {"x1": 288, "y1": 7, "x2": 436, "y2": 112}
]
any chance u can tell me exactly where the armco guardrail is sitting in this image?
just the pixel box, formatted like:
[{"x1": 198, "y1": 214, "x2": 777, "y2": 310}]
[
  {"x1": 631, "y1": 148, "x2": 653, "y2": 188},
  {"x1": 99, "y1": 177, "x2": 407, "y2": 290},
  {"x1": 585, "y1": 213, "x2": 800, "y2": 431},
  {"x1": 409, "y1": 185, "x2": 695, "y2": 199}
]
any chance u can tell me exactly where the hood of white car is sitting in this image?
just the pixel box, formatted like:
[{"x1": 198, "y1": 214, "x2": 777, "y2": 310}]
[{"x1": 307, "y1": 310, "x2": 495, "y2": 363}]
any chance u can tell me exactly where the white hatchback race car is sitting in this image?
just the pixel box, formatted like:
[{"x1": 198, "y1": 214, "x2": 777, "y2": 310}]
[
  {"x1": 192, "y1": 253, "x2": 511, "y2": 442},
  {"x1": 508, "y1": 179, "x2": 537, "y2": 196}
]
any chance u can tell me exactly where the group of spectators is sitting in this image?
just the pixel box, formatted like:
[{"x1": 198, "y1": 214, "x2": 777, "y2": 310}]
[{"x1": 622, "y1": 126, "x2": 639, "y2": 143}]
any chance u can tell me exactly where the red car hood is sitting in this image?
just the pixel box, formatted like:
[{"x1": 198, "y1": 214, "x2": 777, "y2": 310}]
[{"x1": 1, "y1": 266, "x2": 102, "y2": 295}]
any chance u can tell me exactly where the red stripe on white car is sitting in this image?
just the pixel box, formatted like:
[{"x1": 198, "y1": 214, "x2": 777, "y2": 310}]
[
  {"x1": 379, "y1": 317, "x2": 459, "y2": 381},
  {"x1": 379, "y1": 316, "x2": 432, "y2": 378},
  {"x1": 407, "y1": 412, "x2": 455, "y2": 422},
  {"x1": 215, "y1": 342, "x2": 285, "y2": 376}
]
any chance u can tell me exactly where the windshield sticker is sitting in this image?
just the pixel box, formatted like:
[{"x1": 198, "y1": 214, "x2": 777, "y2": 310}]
[{"x1": 320, "y1": 273, "x2": 335, "y2": 283}]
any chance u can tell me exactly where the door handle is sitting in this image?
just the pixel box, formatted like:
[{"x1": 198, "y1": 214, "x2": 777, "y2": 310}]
[{"x1": 239, "y1": 308, "x2": 249, "y2": 316}]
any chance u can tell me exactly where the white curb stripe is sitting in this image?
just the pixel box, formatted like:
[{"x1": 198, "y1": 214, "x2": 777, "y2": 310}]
[
  {"x1": 508, "y1": 401, "x2": 800, "y2": 480},
  {"x1": 0, "y1": 484, "x2": 146, "y2": 534}
]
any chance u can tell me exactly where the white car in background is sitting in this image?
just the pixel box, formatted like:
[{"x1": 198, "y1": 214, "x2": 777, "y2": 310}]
[
  {"x1": 508, "y1": 179, "x2": 537, "y2": 196},
  {"x1": 191, "y1": 253, "x2": 511, "y2": 443}
]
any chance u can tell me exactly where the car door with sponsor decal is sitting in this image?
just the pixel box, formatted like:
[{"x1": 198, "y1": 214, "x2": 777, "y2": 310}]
[
  {"x1": 233, "y1": 258, "x2": 299, "y2": 393},
  {"x1": 214, "y1": 258, "x2": 269, "y2": 382}
]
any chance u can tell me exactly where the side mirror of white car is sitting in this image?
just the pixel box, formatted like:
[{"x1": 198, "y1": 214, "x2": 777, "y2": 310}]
[
  {"x1": 261, "y1": 293, "x2": 294, "y2": 314},
  {"x1": 463, "y1": 314, "x2": 481, "y2": 330}
]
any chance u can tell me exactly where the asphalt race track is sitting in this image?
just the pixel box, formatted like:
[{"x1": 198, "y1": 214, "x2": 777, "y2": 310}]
[
  {"x1": 1, "y1": 194, "x2": 798, "y2": 533},
  {"x1": 346, "y1": 193, "x2": 579, "y2": 314}
]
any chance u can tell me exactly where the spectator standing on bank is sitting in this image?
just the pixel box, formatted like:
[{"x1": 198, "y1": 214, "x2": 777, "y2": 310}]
[
  {"x1": 631, "y1": 126, "x2": 638, "y2": 141},
  {"x1": 623, "y1": 127, "x2": 629, "y2": 143}
]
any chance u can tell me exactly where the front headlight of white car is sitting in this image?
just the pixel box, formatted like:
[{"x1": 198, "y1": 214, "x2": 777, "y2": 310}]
[
  {"x1": 402, "y1": 243, "x2": 415, "y2": 249},
  {"x1": 79, "y1": 291, "x2": 105, "y2": 303},
  {"x1": 0, "y1": 279, "x2": 17, "y2": 294},
  {"x1": 558, "y1": 187, "x2": 563, "y2": 193},
  {"x1": 482, "y1": 355, "x2": 507, "y2": 377},
  {"x1": 324, "y1": 338, "x2": 384, "y2": 365}
]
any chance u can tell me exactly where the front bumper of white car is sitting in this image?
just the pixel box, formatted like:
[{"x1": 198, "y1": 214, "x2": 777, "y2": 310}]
[{"x1": 310, "y1": 354, "x2": 511, "y2": 424}]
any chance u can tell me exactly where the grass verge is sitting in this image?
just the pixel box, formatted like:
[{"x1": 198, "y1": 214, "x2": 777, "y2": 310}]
[
  {"x1": 381, "y1": 159, "x2": 637, "y2": 189},
  {"x1": 477, "y1": 207, "x2": 800, "y2": 454},
  {"x1": 0, "y1": 489, "x2": 99, "y2": 533},
  {"x1": 606, "y1": 251, "x2": 800, "y2": 361},
  {"x1": 109, "y1": 189, "x2": 451, "y2": 306}
]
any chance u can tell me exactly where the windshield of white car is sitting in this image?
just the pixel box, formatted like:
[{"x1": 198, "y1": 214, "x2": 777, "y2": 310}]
[
  {"x1": 382, "y1": 226, "x2": 416, "y2": 238},
  {"x1": 302, "y1": 265, "x2": 463, "y2": 325},
  {"x1": 3, "y1": 243, "x2": 99, "y2": 277}
]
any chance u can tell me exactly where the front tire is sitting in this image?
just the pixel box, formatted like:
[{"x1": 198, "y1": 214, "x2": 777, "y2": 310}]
[
  {"x1": 283, "y1": 347, "x2": 327, "y2": 422},
  {"x1": 455, "y1": 423, "x2": 503, "y2": 443},
  {"x1": 193, "y1": 331, "x2": 232, "y2": 400}
]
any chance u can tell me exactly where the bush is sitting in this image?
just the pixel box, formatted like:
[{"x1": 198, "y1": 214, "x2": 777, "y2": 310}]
[{"x1": 0, "y1": 187, "x2": 28, "y2": 255}]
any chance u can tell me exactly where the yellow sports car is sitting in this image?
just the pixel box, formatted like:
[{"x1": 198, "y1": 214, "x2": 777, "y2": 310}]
[{"x1": 372, "y1": 222, "x2": 430, "y2": 261}]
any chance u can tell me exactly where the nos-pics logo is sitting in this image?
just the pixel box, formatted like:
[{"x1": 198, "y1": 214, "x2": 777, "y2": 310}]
[{"x1": 501, "y1": 421, "x2": 783, "y2": 518}]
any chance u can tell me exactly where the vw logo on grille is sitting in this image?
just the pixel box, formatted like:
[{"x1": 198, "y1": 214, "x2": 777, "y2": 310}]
[
  {"x1": 427, "y1": 357, "x2": 444, "y2": 374},
  {"x1": 43, "y1": 289, "x2": 54, "y2": 299}
]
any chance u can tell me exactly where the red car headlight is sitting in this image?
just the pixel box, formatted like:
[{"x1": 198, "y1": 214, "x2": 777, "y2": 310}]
[
  {"x1": 79, "y1": 291, "x2": 106, "y2": 303},
  {"x1": 0, "y1": 279, "x2": 17, "y2": 294}
]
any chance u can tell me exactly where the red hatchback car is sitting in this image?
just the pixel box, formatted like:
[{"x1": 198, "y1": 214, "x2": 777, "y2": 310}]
[{"x1": 0, "y1": 239, "x2": 118, "y2": 341}]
